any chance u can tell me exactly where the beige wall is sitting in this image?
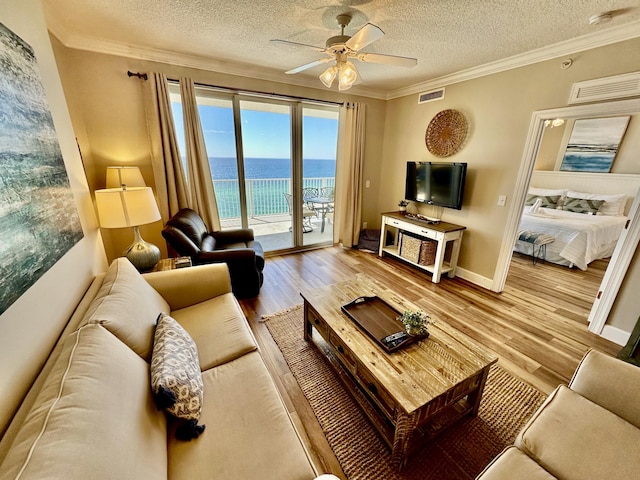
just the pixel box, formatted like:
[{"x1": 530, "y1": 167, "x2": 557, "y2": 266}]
[
  {"x1": 381, "y1": 38, "x2": 640, "y2": 284},
  {"x1": 0, "y1": 0, "x2": 107, "y2": 434},
  {"x1": 49, "y1": 39, "x2": 387, "y2": 262}
]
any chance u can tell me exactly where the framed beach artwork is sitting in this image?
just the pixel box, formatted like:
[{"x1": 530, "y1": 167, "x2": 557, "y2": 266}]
[
  {"x1": 0, "y1": 23, "x2": 84, "y2": 315},
  {"x1": 559, "y1": 116, "x2": 630, "y2": 172}
]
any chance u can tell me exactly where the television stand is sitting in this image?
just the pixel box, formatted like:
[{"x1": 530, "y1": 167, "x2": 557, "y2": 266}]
[{"x1": 379, "y1": 212, "x2": 466, "y2": 283}]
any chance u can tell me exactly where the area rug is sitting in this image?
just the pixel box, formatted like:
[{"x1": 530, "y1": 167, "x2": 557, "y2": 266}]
[{"x1": 262, "y1": 305, "x2": 546, "y2": 480}]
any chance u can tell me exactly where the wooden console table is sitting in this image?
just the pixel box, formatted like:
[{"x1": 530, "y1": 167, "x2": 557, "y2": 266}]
[{"x1": 379, "y1": 212, "x2": 466, "y2": 283}]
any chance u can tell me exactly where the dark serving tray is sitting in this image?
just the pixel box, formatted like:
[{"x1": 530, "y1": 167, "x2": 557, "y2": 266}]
[{"x1": 341, "y1": 296, "x2": 428, "y2": 353}]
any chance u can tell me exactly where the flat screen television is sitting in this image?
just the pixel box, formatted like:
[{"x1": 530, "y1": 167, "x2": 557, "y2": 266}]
[{"x1": 405, "y1": 162, "x2": 467, "y2": 210}]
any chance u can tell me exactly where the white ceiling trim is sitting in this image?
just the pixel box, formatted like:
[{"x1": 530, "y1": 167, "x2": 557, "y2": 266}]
[
  {"x1": 388, "y1": 19, "x2": 640, "y2": 100},
  {"x1": 47, "y1": 16, "x2": 640, "y2": 102}
]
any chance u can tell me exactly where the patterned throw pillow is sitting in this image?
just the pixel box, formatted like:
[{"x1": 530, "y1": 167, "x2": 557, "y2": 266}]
[
  {"x1": 151, "y1": 313, "x2": 205, "y2": 440},
  {"x1": 525, "y1": 194, "x2": 560, "y2": 208},
  {"x1": 562, "y1": 196, "x2": 605, "y2": 215}
]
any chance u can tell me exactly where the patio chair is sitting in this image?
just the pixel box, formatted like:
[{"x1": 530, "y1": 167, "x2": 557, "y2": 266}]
[{"x1": 283, "y1": 193, "x2": 315, "y2": 233}]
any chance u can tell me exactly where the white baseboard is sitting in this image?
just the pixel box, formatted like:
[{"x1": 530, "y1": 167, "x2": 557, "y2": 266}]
[
  {"x1": 454, "y1": 267, "x2": 493, "y2": 290},
  {"x1": 600, "y1": 325, "x2": 631, "y2": 347}
]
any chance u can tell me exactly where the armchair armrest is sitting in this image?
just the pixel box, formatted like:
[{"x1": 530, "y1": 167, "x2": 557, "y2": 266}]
[
  {"x1": 143, "y1": 263, "x2": 232, "y2": 311},
  {"x1": 198, "y1": 248, "x2": 256, "y2": 263},
  {"x1": 569, "y1": 349, "x2": 640, "y2": 428},
  {"x1": 161, "y1": 225, "x2": 201, "y2": 256},
  {"x1": 211, "y1": 228, "x2": 255, "y2": 244}
]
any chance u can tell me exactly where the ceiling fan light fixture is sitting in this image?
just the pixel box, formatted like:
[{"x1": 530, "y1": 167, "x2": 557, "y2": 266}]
[
  {"x1": 338, "y1": 61, "x2": 358, "y2": 91},
  {"x1": 319, "y1": 65, "x2": 338, "y2": 88}
]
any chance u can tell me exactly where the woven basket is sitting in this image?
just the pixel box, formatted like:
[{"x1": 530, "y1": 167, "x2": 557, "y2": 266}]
[
  {"x1": 399, "y1": 232, "x2": 437, "y2": 266},
  {"x1": 418, "y1": 239, "x2": 437, "y2": 266},
  {"x1": 399, "y1": 232, "x2": 421, "y2": 263}
]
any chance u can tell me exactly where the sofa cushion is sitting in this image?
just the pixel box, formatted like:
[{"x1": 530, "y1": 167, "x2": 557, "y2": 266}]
[
  {"x1": 476, "y1": 446, "x2": 557, "y2": 479},
  {"x1": 151, "y1": 313, "x2": 205, "y2": 440},
  {"x1": 0, "y1": 324, "x2": 167, "y2": 480},
  {"x1": 168, "y1": 351, "x2": 316, "y2": 480},
  {"x1": 170, "y1": 293, "x2": 257, "y2": 371},
  {"x1": 569, "y1": 349, "x2": 640, "y2": 429},
  {"x1": 80, "y1": 257, "x2": 170, "y2": 360},
  {"x1": 515, "y1": 385, "x2": 640, "y2": 480}
]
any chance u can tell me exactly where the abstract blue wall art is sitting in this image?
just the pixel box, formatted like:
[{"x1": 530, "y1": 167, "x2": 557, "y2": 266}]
[
  {"x1": 0, "y1": 22, "x2": 84, "y2": 315},
  {"x1": 560, "y1": 116, "x2": 630, "y2": 173}
]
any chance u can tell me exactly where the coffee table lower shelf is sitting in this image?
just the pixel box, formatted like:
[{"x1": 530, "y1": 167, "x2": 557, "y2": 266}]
[{"x1": 303, "y1": 300, "x2": 493, "y2": 470}]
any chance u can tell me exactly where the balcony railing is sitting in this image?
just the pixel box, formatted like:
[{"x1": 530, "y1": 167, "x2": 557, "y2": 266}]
[{"x1": 214, "y1": 177, "x2": 335, "y2": 220}]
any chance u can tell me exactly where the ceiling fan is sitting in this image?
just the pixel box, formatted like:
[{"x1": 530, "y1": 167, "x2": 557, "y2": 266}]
[{"x1": 272, "y1": 13, "x2": 417, "y2": 91}]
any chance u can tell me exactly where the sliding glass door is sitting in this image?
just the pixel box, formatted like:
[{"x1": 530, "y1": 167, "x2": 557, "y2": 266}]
[
  {"x1": 238, "y1": 99, "x2": 293, "y2": 250},
  {"x1": 170, "y1": 84, "x2": 338, "y2": 252},
  {"x1": 302, "y1": 106, "x2": 338, "y2": 247}
]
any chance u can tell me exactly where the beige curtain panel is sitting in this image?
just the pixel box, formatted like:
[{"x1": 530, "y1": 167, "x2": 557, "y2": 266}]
[
  {"x1": 334, "y1": 102, "x2": 366, "y2": 247},
  {"x1": 180, "y1": 78, "x2": 221, "y2": 232},
  {"x1": 143, "y1": 72, "x2": 190, "y2": 223}
]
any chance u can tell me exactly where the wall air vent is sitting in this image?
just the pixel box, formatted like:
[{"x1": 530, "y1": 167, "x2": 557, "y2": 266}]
[
  {"x1": 418, "y1": 88, "x2": 445, "y2": 104},
  {"x1": 569, "y1": 71, "x2": 640, "y2": 104}
]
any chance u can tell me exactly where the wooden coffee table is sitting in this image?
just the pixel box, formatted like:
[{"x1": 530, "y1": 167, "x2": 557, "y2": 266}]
[{"x1": 301, "y1": 274, "x2": 498, "y2": 470}]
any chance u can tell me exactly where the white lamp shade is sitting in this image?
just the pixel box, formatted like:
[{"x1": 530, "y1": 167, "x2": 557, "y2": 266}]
[
  {"x1": 105, "y1": 166, "x2": 146, "y2": 188},
  {"x1": 95, "y1": 187, "x2": 161, "y2": 228}
]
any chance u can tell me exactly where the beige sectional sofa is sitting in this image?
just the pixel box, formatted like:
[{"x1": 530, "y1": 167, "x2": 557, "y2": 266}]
[
  {"x1": 0, "y1": 258, "x2": 337, "y2": 480},
  {"x1": 477, "y1": 349, "x2": 640, "y2": 479}
]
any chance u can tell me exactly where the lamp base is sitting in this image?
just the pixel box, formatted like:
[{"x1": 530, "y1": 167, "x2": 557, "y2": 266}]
[{"x1": 125, "y1": 226, "x2": 160, "y2": 271}]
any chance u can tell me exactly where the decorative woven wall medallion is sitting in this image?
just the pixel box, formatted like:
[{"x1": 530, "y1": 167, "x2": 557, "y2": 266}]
[{"x1": 425, "y1": 109, "x2": 468, "y2": 157}]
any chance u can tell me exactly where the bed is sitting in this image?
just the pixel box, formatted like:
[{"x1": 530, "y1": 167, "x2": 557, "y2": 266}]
[
  {"x1": 513, "y1": 183, "x2": 632, "y2": 270},
  {"x1": 514, "y1": 207, "x2": 628, "y2": 270}
]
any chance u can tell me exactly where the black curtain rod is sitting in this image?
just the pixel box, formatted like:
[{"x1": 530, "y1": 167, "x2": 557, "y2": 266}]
[
  {"x1": 125, "y1": 70, "x2": 342, "y2": 106},
  {"x1": 127, "y1": 70, "x2": 148, "y2": 81}
]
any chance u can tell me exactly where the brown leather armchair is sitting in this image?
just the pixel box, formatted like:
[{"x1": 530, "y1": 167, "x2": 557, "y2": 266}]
[{"x1": 161, "y1": 208, "x2": 264, "y2": 299}]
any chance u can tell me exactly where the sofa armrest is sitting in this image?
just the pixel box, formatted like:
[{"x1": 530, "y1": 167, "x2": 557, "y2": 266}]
[
  {"x1": 569, "y1": 349, "x2": 640, "y2": 428},
  {"x1": 142, "y1": 263, "x2": 232, "y2": 311},
  {"x1": 211, "y1": 228, "x2": 255, "y2": 244}
]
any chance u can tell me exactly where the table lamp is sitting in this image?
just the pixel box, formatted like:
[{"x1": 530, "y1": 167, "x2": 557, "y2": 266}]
[
  {"x1": 105, "y1": 166, "x2": 146, "y2": 188},
  {"x1": 95, "y1": 186, "x2": 161, "y2": 271}
]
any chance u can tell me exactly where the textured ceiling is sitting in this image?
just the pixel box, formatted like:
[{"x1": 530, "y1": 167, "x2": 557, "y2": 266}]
[{"x1": 42, "y1": 0, "x2": 640, "y2": 97}]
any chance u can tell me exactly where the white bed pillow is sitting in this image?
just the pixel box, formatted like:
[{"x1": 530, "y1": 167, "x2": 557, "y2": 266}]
[{"x1": 566, "y1": 191, "x2": 627, "y2": 216}]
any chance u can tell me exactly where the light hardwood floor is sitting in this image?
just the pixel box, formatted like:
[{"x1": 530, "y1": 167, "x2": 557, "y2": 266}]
[{"x1": 239, "y1": 247, "x2": 620, "y2": 477}]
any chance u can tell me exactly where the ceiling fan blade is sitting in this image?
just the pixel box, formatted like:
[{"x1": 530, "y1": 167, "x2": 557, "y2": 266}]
[
  {"x1": 355, "y1": 52, "x2": 417, "y2": 68},
  {"x1": 285, "y1": 58, "x2": 333, "y2": 75},
  {"x1": 345, "y1": 23, "x2": 384, "y2": 52},
  {"x1": 271, "y1": 39, "x2": 326, "y2": 52}
]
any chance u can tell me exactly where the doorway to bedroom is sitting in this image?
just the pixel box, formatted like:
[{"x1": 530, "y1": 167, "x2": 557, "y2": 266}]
[{"x1": 497, "y1": 99, "x2": 640, "y2": 345}]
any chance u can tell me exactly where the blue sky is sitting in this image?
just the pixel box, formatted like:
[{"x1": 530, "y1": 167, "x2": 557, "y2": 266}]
[{"x1": 172, "y1": 103, "x2": 338, "y2": 160}]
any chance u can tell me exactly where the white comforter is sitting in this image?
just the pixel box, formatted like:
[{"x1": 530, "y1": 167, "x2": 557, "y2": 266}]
[{"x1": 516, "y1": 207, "x2": 627, "y2": 270}]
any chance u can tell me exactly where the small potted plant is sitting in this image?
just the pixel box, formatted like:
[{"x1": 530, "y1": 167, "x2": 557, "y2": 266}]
[
  {"x1": 398, "y1": 199, "x2": 409, "y2": 213},
  {"x1": 400, "y1": 310, "x2": 430, "y2": 336}
]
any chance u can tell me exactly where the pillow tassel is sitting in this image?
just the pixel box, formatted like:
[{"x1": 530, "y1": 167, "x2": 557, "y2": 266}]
[
  {"x1": 175, "y1": 419, "x2": 206, "y2": 441},
  {"x1": 154, "y1": 385, "x2": 177, "y2": 410}
]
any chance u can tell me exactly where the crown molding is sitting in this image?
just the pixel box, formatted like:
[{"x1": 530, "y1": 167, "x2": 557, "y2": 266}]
[
  {"x1": 386, "y1": 19, "x2": 640, "y2": 100},
  {"x1": 47, "y1": 16, "x2": 640, "y2": 102}
]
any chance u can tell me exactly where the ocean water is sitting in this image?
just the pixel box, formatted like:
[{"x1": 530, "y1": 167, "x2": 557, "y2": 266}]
[
  {"x1": 209, "y1": 157, "x2": 336, "y2": 218},
  {"x1": 560, "y1": 153, "x2": 614, "y2": 173},
  {"x1": 210, "y1": 157, "x2": 336, "y2": 179}
]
